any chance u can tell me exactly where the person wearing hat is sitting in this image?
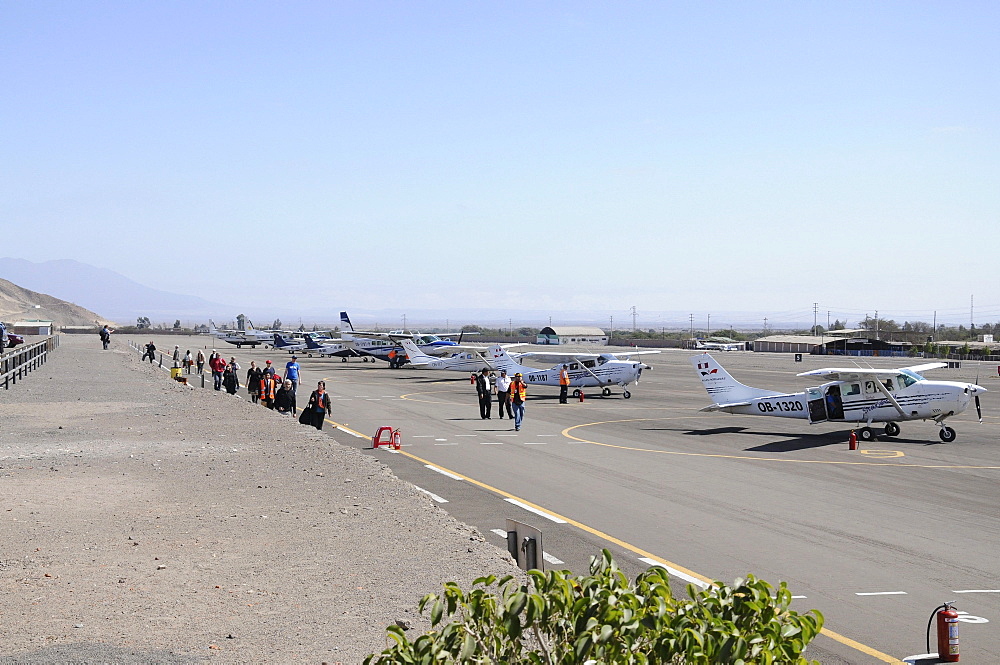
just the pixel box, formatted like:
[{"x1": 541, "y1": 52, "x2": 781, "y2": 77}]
[
  {"x1": 495, "y1": 369, "x2": 513, "y2": 419},
  {"x1": 285, "y1": 355, "x2": 301, "y2": 395},
  {"x1": 509, "y1": 372, "x2": 527, "y2": 431},
  {"x1": 558, "y1": 364, "x2": 571, "y2": 404},
  {"x1": 262, "y1": 359, "x2": 276, "y2": 378},
  {"x1": 475, "y1": 367, "x2": 492, "y2": 419}
]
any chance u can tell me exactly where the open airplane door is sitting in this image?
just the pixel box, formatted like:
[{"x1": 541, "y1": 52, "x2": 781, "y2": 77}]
[{"x1": 806, "y1": 387, "x2": 828, "y2": 423}]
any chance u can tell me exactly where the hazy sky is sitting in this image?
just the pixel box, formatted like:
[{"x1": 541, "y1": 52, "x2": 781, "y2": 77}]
[{"x1": 3, "y1": 1, "x2": 998, "y2": 327}]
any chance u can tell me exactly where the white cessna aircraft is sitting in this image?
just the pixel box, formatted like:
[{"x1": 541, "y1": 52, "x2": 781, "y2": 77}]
[
  {"x1": 693, "y1": 338, "x2": 744, "y2": 352},
  {"x1": 488, "y1": 345, "x2": 657, "y2": 398},
  {"x1": 691, "y1": 352, "x2": 986, "y2": 442},
  {"x1": 399, "y1": 339, "x2": 494, "y2": 372}
]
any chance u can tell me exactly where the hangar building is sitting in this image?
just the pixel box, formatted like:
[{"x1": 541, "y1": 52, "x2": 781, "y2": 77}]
[{"x1": 536, "y1": 326, "x2": 608, "y2": 345}]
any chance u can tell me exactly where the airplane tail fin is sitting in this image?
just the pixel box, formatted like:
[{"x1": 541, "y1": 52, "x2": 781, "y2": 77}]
[
  {"x1": 340, "y1": 312, "x2": 354, "y2": 332},
  {"x1": 273, "y1": 333, "x2": 291, "y2": 348},
  {"x1": 399, "y1": 339, "x2": 433, "y2": 363},
  {"x1": 489, "y1": 345, "x2": 527, "y2": 374},
  {"x1": 691, "y1": 353, "x2": 779, "y2": 405},
  {"x1": 304, "y1": 334, "x2": 322, "y2": 349}
]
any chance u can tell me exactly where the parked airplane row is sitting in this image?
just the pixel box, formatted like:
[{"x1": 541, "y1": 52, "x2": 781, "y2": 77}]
[{"x1": 204, "y1": 315, "x2": 985, "y2": 443}]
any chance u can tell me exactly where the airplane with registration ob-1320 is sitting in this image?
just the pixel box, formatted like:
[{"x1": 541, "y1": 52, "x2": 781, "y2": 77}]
[
  {"x1": 488, "y1": 345, "x2": 659, "y2": 399},
  {"x1": 691, "y1": 352, "x2": 986, "y2": 442}
]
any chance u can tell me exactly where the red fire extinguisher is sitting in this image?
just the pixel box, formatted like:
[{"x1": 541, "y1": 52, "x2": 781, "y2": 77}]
[{"x1": 927, "y1": 601, "x2": 959, "y2": 662}]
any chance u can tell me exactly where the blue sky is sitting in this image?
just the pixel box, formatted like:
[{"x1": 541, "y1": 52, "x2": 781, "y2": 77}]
[{"x1": 3, "y1": 2, "x2": 998, "y2": 327}]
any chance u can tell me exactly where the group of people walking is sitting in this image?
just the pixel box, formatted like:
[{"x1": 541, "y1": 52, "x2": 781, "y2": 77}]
[
  {"x1": 142, "y1": 344, "x2": 332, "y2": 430},
  {"x1": 475, "y1": 368, "x2": 527, "y2": 430}
]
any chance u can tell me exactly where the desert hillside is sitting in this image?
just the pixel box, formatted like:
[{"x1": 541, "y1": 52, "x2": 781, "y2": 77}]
[{"x1": 0, "y1": 278, "x2": 113, "y2": 327}]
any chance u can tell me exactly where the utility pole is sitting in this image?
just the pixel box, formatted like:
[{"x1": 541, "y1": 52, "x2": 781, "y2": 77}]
[
  {"x1": 875, "y1": 310, "x2": 879, "y2": 341},
  {"x1": 509, "y1": 318, "x2": 512, "y2": 338},
  {"x1": 707, "y1": 314, "x2": 711, "y2": 336},
  {"x1": 813, "y1": 302, "x2": 818, "y2": 335},
  {"x1": 763, "y1": 317, "x2": 768, "y2": 334},
  {"x1": 609, "y1": 315, "x2": 614, "y2": 341},
  {"x1": 402, "y1": 314, "x2": 407, "y2": 331},
  {"x1": 630, "y1": 306, "x2": 637, "y2": 332},
  {"x1": 689, "y1": 313, "x2": 694, "y2": 340}
]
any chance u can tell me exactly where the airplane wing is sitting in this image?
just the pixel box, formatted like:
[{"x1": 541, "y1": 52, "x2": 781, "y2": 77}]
[
  {"x1": 796, "y1": 367, "x2": 906, "y2": 382},
  {"x1": 516, "y1": 349, "x2": 660, "y2": 364},
  {"x1": 903, "y1": 362, "x2": 949, "y2": 374}
]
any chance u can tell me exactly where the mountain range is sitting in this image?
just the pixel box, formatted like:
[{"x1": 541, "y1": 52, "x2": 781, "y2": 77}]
[
  {"x1": 0, "y1": 277, "x2": 111, "y2": 327},
  {"x1": 0, "y1": 258, "x2": 233, "y2": 324}
]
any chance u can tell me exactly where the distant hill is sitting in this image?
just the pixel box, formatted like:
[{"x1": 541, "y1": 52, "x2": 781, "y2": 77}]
[
  {"x1": 0, "y1": 277, "x2": 112, "y2": 327},
  {"x1": 0, "y1": 258, "x2": 233, "y2": 322}
]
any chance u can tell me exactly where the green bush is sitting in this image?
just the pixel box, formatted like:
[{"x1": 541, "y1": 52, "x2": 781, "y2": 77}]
[{"x1": 365, "y1": 550, "x2": 823, "y2": 664}]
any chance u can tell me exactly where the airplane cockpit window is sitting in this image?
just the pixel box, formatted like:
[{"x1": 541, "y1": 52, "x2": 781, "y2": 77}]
[
  {"x1": 844, "y1": 383, "x2": 861, "y2": 396},
  {"x1": 898, "y1": 373, "x2": 917, "y2": 388},
  {"x1": 569, "y1": 363, "x2": 579, "y2": 370},
  {"x1": 583, "y1": 360, "x2": 596, "y2": 368},
  {"x1": 883, "y1": 379, "x2": 894, "y2": 391},
  {"x1": 900, "y1": 369, "x2": 921, "y2": 386},
  {"x1": 865, "y1": 381, "x2": 877, "y2": 394}
]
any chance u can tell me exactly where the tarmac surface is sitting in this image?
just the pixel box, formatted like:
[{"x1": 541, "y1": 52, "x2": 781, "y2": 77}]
[
  {"x1": 0, "y1": 336, "x2": 517, "y2": 664},
  {"x1": 5, "y1": 334, "x2": 1000, "y2": 664}
]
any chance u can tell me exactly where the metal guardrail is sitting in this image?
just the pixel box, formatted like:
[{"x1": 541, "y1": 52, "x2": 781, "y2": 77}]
[{"x1": 1, "y1": 335, "x2": 60, "y2": 389}]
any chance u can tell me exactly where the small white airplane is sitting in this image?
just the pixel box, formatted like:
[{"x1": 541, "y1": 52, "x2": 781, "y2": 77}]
[
  {"x1": 207, "y1": 321, "x2": 262, "y2": 348},
  {"x1": 691, "y1": 352, "x2": 986, "y2": 442},
  {"x1": 488, "y1": 345, "x2": 657, "y2": 398},
  {"x1": 694, "y1": 338, "x2": 744, "y2": 352},
  {"x1": 399, "y1": 339, "x2": 494, "y2": 372}
]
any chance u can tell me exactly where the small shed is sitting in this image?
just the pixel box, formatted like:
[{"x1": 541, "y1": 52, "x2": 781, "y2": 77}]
[
  {"x1": 12, "y1": 320, "x2": 53, "y2": 335},
  {"x1": 536, "y1": 326, "x2": 608, "y2": 345}
]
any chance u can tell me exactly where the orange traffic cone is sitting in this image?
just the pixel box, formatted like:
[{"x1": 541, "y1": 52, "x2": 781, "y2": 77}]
[{"x1": 848, "y1": 430, "x2": 858, "y2": 451}]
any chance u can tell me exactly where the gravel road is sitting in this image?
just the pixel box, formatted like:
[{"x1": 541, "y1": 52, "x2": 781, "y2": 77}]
[{"x1": 0, "y1": 335, "x2": 518, "y2": 664}]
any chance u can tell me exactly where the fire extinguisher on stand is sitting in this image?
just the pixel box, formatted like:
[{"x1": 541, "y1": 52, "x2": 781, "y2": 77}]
[{"x1": 926, "y1": 601, "x2": 960, "y2": 662}]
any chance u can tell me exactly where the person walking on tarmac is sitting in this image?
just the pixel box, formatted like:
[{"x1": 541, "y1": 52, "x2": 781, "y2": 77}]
[
  {"x1": 143, "y1": 341, "x2": 156, "y2": 363},
  {"x1": 209, "y1": 351, "x2": 226, "y2": 390},
  {"x1": 196, "y1": 349, "x2": 206, "y2": 375},
  {"x1": 305, "y1": 380, "x2": 332, "y2": 429},
  {"x1": 510, "y1": 372, "x2": 527, "y2": 431},
  {"x1": 246, "y1": 361, "x2": 263, "y2": 403},
  {"x1": 495, "y1": 369, "x2": 513, "y2": 419},
  {"x1": 475, "y1": 368, "x2": 492, "y2": 419},
  {"x1": 559, "y1": 364, "x2": 571, "y2": 403},
  {"x1": 99, "y1": 325, "x2": 113, "y2": 349}
]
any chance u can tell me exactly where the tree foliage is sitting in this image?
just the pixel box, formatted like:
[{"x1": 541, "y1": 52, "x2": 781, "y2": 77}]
[{"x1": 365, "y1": 550, "x2": 823, "y2": 664}]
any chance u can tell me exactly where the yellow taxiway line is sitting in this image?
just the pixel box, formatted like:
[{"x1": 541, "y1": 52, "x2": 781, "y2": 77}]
[{"x1": 321, "y1": 415, "x2": 905, "y2": 663}]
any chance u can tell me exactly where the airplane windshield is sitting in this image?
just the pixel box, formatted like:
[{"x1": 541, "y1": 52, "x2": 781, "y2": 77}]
[{"x1": 899, "y1": 369, "x2": 921, "y2": 387}]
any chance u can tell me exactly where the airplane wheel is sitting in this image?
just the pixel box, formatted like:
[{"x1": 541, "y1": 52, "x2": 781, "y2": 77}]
[
  {"x1": 623, "y1": 390, "x2": 631, "y2": 399},
  {"x1": 858, "y1": 427, "x2": 876, "y2": 442},
  {"x1": 602, "y1": 387, "x2": 611, "y2": 397},
  {"x1": 341, "y1": 357, "x2": 348, "y2": 363},
  {"x1": 572, "y1": 389, "x2": 581, "y2": 398},
  {"x1": 939, "y1": 426, "x2": 956, "y2": 443},
  {"x1": 884, "y1": 422, "x2": 900, "y2": 437}
]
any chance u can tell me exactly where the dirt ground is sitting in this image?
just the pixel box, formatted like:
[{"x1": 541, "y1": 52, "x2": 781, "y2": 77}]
[{"x1": 0, "y1": 335, "x2": 518, "y2": 664}]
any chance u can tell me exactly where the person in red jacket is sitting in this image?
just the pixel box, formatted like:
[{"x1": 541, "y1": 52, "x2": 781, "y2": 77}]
[{"x1": 209, "y1": 350, "x2": 227, "y2": 390}]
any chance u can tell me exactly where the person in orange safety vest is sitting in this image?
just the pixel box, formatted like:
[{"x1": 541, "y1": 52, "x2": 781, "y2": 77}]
[
  {"x1": 510, "y1": 373, "x2": 527, "y2": 431},
  {"x1": 558, "y1": 364, "x2": 571, "y2": 404}
]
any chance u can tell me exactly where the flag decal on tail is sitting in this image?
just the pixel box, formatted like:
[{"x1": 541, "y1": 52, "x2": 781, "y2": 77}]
[{"x1": 697, "y1": 361, "x2": 717, "y2": 376}]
